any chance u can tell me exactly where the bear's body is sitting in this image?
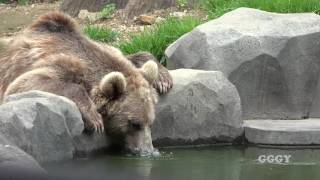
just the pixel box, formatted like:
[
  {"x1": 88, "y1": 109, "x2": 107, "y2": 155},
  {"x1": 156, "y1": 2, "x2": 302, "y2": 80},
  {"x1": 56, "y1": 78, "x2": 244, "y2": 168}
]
[{"x1": 0, "y1": 12, "x2": 172, "y2": 154}]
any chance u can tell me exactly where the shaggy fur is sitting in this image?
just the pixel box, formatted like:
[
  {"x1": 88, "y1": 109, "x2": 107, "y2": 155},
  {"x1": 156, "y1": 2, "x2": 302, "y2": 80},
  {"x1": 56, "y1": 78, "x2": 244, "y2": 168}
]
[
  {"x1": 127, "y1": 52, "x2": 173, "y2": 94},
  {"x1": 0, "y1": 12, "x2": 172, "y2": 152}
]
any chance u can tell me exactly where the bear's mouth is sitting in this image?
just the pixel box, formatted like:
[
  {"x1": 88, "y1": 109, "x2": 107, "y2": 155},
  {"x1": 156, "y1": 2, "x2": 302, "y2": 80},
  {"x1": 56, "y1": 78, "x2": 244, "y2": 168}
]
[{"x1": 124, "y1": 126, "x2": 157, "y2": 156}]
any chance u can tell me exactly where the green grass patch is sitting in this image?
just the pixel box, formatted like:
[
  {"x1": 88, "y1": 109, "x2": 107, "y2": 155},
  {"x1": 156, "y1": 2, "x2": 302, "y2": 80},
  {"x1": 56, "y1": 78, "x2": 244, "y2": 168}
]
[
  {"x1": 177, "y1": 0, "x2": 188, "y2": 9},
  {"x1": 18, "y1": 0, "x2": 28, "y2": 5},
  {"x1": 86, "y1": 0, "x2": 320, "y2": 66},
  {"x1": 83, "y1": 26, "x2": 119, "y2": 43},
  {"x1": 0, "y1": 0, "x2": 9, "y2": 3},
  {"x1": 201, "y1": 0, "x2": 320, "y2": 19},
  {"x1": 101, "y1": 3, "x2": 117, "y2": 19},
  {"x1": 118, "y1": 16, "x2": 201, "y2": 64},
  {"x1": 0, "y1": 0, "x2": 28, "y2": 4}
]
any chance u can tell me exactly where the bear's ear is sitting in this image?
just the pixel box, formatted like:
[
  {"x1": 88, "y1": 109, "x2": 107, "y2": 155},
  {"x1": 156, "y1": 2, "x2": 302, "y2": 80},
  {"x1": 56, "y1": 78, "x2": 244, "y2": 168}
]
[
  {"x1": 140, "y1": 60, "x2": 158, "y2": 83},
  {"x1": 99, "y1": 72, "x2": 126, "y2": 99}
]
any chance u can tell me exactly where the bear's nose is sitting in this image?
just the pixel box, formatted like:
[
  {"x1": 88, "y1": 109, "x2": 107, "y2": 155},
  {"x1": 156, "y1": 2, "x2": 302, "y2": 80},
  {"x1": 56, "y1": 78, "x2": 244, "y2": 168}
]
[{"x1": 125, "y1": 126, "x2": 155, "y2": 156}]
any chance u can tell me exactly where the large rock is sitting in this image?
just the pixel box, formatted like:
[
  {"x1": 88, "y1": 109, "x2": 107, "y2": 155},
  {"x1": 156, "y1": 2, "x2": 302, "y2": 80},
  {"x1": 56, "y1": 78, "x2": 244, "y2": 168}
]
[
  {"x1": 244, "y1": 119, "x2": 320, "y2": 145},
  {"x1": 0, "y1": 144, "x2": 44, "y2": 173},
  {"x1": 152, "y1": 69, "x2": 243, "y2": 146},
  {"x1": 0, "y1": 91, "x2": 108, "y2": 163},
  {"x1": 165, "y1": 8, "x2": 320, "y2": 120},
  {"x1": 78, "y1": 9, "x2": 102, "y2": 22},
  {"x1": 60, "y1": 0, "x2": 196, "y2": 17}
]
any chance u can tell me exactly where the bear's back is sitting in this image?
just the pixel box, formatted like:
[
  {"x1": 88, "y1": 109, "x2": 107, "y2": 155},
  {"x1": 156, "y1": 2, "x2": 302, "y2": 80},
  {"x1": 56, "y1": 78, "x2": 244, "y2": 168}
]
[{"x1": 0, "y1": 12, "x2": 140, "y2": 99}]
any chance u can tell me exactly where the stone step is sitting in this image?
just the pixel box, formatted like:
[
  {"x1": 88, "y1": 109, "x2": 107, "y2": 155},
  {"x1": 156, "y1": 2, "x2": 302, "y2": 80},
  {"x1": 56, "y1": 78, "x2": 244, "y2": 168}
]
[{"x1": 244, "y1": 119, "x2": 320, "y2": 145}]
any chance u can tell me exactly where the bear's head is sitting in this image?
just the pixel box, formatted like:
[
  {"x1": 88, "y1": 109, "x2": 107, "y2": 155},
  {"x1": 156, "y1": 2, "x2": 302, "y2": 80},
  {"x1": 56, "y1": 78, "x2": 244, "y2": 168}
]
[{"x1": 93, "y1": 61, "x2": 159, "y2": 155}]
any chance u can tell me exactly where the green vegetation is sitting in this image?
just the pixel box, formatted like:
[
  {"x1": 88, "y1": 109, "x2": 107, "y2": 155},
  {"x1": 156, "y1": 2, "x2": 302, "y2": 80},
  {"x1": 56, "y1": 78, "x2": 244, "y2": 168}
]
[
  {"x1": 18, "y1": 0, "x2": 28, "y2": 5},
  {"x1": 83, "y1": 0, "x2": 320, "y2": 65},
  {"x1": 83, "y1": 26, "x2": 118, "y2": 43},
  {"x1": 177, "y1": 0, "x2": 188, "y2": 9},
  {"x1": 118, "y1": 16, "x2": 201, "y2": 64},
  {"x1": 18, "y1": 0, "x2": 29, "y2": 5},
  {"x1": 0, "y1": 0, "x2": 9, "y2": 3},
  {"x1": 201, "y1": 0, "x2": 320, "y2": 19},
  {"x1": 0, "y1": 0, "x2": 28, "y2": 5},
  {"x1": 101, "y1": 3, "x2": 116, "y2": 19}
]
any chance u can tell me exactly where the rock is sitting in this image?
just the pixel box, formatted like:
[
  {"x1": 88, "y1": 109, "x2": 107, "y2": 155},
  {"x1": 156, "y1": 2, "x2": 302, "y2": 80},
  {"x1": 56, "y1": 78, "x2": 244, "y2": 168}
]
[
  {"x1": 78, "y1": 9, "x2": 101, "y2": 22},
  {"x1": 155, "y1": 17, "x2": 165, "y2": 23},
  {"x1": 170, "y1": 11, "x2": 187, "y2": 18},
  {"x1": 244, "y1": 119, "x2": 320, "y2": 145},
  {"x1": 0, "y1": 91, "x2": 108, "y2": 163},
  {"x1": 60, "y1": 0, "x2": 196, "y2": 18},
  {"x1": 0, "y1": 144, "x2": 45, "y2": 173},
  {"x1": 165, "y1": 8, "x2": 320, "y2": 120},
  {"x1": 152, "y1": 69, "x2": 243, "y2": 146},
  {"x1": 136, "y1": 15, "x2": 156, "y2": 25},
  {"x1": 73, "y1": 134, "x2": 108, "y2": 156}
]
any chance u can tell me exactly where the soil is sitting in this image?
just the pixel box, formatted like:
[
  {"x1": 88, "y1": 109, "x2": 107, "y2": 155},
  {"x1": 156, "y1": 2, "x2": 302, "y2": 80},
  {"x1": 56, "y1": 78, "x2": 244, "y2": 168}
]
[
  {"x1": 0, "y1": 0, "x2": 205, "y2": 45},
  {"x1": 0, "y1": 2, "x2": 60, "y2": 36}
]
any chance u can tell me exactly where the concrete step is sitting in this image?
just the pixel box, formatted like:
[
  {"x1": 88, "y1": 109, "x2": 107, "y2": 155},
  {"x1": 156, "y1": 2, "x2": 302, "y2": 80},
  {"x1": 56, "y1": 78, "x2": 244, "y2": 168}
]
[{"x1": 244, "y1": 119, "x2": 320, "y2": 145}]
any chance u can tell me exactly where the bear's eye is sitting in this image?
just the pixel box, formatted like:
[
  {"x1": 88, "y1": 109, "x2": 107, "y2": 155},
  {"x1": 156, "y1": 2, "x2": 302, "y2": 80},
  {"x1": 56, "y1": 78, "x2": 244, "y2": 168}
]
[{"x1": 129, "y1": 122, "x2": 142, "y2": 130}]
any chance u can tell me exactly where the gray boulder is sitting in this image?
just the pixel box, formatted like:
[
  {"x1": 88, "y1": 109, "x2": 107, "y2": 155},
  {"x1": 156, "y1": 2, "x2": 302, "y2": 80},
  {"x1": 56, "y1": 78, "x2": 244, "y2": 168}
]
[
  {"x1": 152, "y1": 69, "x2": 243, "y2": 146},
  {"x1": 0, "y1": 91, "x2": 108, "y2": 163},
  {"x1": 0, "y1": 144, "x2": 44, "y2": 173},
  {"x1": 165, "y1": 8, "x2": 320, "y2": 120},
  {"x1": 244, "y1": 119, "x2": 320, "y2": 145}
]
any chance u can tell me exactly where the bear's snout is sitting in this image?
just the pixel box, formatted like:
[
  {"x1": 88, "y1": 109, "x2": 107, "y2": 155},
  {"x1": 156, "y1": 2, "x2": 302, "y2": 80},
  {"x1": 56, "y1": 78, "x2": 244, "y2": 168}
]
[{"x1": 125, "y1": 126, "x2": 155, "y2": 156}]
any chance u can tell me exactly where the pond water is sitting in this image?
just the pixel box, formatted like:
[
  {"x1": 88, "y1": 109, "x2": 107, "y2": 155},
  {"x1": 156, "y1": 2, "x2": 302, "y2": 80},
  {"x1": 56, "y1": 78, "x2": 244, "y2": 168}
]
[{"x1": 44, "y1": 146, "x2": 320, "y2": 180}]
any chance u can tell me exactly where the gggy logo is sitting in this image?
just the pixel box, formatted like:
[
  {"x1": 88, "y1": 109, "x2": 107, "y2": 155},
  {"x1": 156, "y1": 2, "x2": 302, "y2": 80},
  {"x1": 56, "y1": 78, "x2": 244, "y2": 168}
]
[{"x1": 258, "y1": 155, "x2": 291, "y2": 164}]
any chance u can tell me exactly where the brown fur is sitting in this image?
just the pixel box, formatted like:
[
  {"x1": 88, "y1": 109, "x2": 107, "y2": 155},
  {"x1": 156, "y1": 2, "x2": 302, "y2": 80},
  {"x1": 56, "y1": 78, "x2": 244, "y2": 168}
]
[
  {"x1": 29, "y1": 10, "x2": 79, "y2": 33},
  {"x1": 0, "y1": 12, "x2": 162, "y2": 152},
  {"x1": 127, "y1": 52, "x2": 173, "y2": 94}
]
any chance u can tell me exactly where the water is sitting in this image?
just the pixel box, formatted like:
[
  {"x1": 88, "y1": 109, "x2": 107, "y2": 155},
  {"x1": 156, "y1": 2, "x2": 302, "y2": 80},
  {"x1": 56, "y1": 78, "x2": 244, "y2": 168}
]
[{"x1": 44, "y1": 146, "x2": 320, "y2": 180}]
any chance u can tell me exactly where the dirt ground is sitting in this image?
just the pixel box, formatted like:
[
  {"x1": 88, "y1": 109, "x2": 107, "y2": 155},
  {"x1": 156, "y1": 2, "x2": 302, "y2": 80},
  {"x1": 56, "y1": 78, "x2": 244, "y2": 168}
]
[
  {"x1": 0, "y1": 2, "x2": 60, "y2": 36},
  {"x1": 0, "y1": 0, "x2": 203, "y2": 48}
]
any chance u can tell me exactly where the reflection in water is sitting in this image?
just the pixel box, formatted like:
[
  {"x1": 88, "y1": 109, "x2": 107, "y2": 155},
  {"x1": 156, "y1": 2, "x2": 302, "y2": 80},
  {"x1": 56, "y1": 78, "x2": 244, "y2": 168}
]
[{"x1": 44, "y1": 146, "x2": 320, "y2": 180}]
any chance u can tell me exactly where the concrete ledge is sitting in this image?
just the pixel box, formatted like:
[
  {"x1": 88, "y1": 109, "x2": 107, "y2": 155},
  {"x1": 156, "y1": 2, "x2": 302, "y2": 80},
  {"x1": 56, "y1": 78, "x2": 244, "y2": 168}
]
[{"x1": 244, "y1": 119, "x2": 320, "y2": 145}]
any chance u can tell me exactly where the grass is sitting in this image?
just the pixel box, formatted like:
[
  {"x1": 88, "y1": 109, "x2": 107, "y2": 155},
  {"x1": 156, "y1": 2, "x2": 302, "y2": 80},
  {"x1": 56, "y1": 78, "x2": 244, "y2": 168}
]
[
  {"x1": 0, "y1": 0, "x2": 9, "y2": 3},
  {"x1": 177, "y1": 0, "x2": 188, "y2": 9},
  {"x1": 0, "y1": 0, "x2": 28, "y2": 5},
  {"x1": 201, "y1": 0, "x2": 320, "y2": 19},
  {"x1": 84, "y1": 0, "x2": 320, "y2": 65},
  {"x1": 18, "y1": 0, "x2": 28, "y2": 5},
  {"x1": 83, "y1": 26, "x2": 119, "y2": 43},
  {"x1": 118, "y1": 16, "x2": 201, "y2": 64},
  {"x1": 101, "y1": 3, "x2": 116, "y2": 19}
]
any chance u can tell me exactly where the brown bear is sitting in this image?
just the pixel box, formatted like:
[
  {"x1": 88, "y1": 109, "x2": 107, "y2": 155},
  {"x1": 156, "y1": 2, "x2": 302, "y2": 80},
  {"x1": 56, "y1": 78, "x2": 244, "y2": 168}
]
[{"x1": 0, "y1": 12, "x2": 172, "y2": 154}]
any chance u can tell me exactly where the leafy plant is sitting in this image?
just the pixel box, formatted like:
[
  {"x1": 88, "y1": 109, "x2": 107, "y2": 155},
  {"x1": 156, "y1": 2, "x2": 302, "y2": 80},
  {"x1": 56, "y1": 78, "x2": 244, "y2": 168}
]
[
  {"x1": 101, "y1": 3, "x2": 116, "y2": 19},
  {"x1": 83, "y1": 26, "x2": 119, "y2": 43}
]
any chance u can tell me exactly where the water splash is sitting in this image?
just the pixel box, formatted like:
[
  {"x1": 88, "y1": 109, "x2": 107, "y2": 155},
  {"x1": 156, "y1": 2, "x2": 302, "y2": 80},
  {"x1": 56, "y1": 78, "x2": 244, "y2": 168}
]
[{"x1": 125, "y1": 149, "x2": 174, "y2": 160}]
